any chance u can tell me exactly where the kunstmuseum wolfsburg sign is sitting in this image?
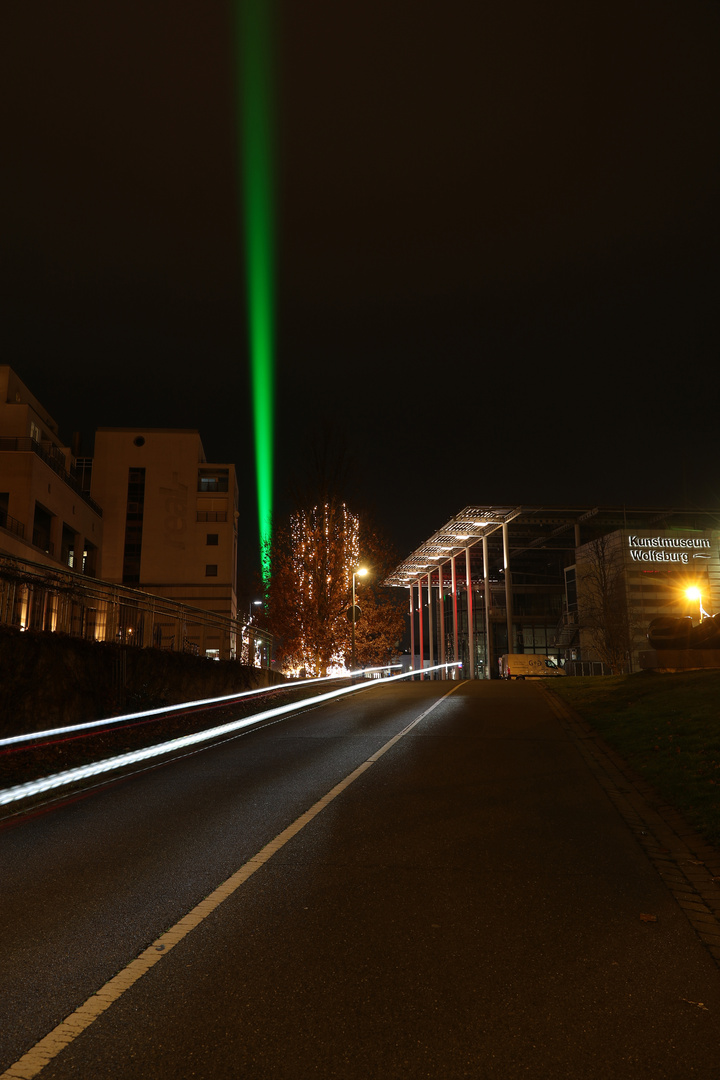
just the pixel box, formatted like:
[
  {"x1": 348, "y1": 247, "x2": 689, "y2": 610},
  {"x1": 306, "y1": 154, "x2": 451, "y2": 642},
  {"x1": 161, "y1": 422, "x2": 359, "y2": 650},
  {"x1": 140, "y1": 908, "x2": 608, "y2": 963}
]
[{"x1": 627, "y1": 535, "x2": 712, "y2": 565}]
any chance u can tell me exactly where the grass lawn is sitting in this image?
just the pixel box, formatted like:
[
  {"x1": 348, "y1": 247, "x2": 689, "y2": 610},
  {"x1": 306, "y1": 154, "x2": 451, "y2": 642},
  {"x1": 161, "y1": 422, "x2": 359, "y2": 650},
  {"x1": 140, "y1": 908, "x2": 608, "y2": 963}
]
[{"x1": 546, "y1": 670, "x2": 720, "y2": 849}]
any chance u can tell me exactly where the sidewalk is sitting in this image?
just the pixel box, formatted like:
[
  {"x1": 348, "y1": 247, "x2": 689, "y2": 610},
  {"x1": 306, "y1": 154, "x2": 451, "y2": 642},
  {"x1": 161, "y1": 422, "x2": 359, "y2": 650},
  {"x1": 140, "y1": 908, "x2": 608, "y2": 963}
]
[{"x1": 540, "y1": 682, "x2": 720, "y2": 966}]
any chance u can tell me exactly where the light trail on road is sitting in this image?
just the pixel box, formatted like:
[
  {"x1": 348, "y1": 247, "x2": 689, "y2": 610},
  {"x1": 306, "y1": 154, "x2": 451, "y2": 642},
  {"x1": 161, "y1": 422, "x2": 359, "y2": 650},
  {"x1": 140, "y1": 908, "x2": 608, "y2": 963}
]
[
  {"x1": 0, "y1": 666, "x2": 398, "y2": 750},
  {"x1": 0, "y1": 665, "x2": 459, "y2": 807},
  {"x1": 0, "y1": 683, "x2": 462, "y2": 1080}
]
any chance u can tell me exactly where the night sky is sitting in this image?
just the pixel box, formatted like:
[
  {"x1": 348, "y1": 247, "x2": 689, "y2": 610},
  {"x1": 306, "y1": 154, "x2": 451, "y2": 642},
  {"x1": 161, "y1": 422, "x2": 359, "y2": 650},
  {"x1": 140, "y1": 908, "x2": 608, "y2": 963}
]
[{"x1": 2, "y1": 1, "x2": 719, "y2": 582}]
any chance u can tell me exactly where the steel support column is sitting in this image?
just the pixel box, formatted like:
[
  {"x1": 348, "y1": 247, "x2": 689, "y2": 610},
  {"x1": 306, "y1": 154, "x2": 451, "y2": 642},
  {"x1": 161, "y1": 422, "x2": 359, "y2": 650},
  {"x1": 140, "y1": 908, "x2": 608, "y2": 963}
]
[
  {"x1": 427, "y1": 572, "x2": 434, "y2": 676},
  {"x1": 438, "y1": 564, "x2": 446, "y2": 677},
  {"x1": 465, "y1": 545, "x2": 474, "y2": 679},
  {"x1": 409, "y1": 583, "x2": 416, "y2": 679},
  {"x1": 502, "y1": 521, "x2": 513, "y2": 655},
  {"x1": 483, "y1": 533, "x2": 492, "y2": 679},
  {"x1": 451, "y1": 553, "x2": 459, "y2": 679},
  {"x1": 418, "y1": 578, "x2": 425, "y2": 680}
]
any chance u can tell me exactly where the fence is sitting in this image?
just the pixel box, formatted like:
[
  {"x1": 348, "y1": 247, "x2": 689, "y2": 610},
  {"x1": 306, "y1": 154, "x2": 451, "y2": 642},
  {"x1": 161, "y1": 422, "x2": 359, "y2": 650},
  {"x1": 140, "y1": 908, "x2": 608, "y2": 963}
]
[
  {"x1": 0, "y1": 553, "x2": 272, "y2": 666},
  {"x1": 562, "y1": 659, "x2": 613, "y2": 677}
]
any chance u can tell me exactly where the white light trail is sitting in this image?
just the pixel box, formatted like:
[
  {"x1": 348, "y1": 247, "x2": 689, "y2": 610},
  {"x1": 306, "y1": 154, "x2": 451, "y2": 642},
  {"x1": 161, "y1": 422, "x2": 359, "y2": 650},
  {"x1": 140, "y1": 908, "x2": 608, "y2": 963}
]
[
  {"x1": 0, "y1": 666, "x2": 399, "y2": 750},
  {"x1": 0, "y1": 664, "x2": 460, "y2": 807}
]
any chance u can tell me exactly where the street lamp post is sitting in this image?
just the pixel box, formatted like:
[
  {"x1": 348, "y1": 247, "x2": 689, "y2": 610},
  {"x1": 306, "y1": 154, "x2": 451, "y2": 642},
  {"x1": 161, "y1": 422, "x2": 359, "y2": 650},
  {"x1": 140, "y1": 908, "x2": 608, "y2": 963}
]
[
  {"x1": 351, "y1": 567, "x2": 368, "y2": 672},
  {"x1": 245, "y1": 600, "x2": 262, "y2": 665}
]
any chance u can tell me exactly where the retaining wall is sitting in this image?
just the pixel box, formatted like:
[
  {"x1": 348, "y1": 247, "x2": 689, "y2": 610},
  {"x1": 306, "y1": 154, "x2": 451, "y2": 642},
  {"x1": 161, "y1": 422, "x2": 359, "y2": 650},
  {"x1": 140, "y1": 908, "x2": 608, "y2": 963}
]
[{"x1": 0, "y1": 626, "x2": 283, "y2": 735}]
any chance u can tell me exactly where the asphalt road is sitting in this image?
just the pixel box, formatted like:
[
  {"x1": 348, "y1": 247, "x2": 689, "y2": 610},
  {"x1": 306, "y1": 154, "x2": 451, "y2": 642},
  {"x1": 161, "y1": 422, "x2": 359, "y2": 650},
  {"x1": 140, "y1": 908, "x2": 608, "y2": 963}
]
[{"x1": 1, "y1": 679, "x2": 720, "y2": 1079}]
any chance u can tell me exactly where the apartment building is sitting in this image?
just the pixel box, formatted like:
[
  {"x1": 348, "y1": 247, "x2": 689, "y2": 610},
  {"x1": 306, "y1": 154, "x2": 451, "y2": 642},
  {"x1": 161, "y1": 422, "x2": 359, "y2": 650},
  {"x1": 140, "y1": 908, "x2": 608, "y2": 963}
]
[
  {"x1": 91, "y1": 428, "x2": 239, "y2": 655},
  {"x1": 0, "y1": 366, "x2": 102, "y2": 574},
  {"x1": 0, "y1": 369, "x2": 241, "y2": 658}
]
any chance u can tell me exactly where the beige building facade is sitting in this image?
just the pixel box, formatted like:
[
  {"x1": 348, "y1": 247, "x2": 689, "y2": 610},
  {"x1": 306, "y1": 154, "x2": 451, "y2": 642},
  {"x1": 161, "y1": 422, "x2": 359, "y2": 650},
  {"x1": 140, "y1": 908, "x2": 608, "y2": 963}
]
[
  {"x1": 573, "y1": 527, "x2": 720, "y2": 669},
  {"x1": 90, "y1": 428, "x2": 239, "y2": 655},
  {"x1": 0, "y1": 369, "x2": 242, "y2": 659},
  {"x1": 0, "y1": 366, "x2": 102, "y2": 575}
]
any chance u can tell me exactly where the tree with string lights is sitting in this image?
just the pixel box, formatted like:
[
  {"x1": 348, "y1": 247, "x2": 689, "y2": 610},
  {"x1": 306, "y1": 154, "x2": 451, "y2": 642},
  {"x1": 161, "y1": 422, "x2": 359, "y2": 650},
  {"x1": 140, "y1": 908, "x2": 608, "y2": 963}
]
[
  {"x1": 265, "y1": 499, "x2": 360, "y2": 676},
  {"x1": 263, "y1": 424, "x2": 406, "y2": 675},
  {"x1": 264, "y1": 501, "x2": 406, "y2": 677}
]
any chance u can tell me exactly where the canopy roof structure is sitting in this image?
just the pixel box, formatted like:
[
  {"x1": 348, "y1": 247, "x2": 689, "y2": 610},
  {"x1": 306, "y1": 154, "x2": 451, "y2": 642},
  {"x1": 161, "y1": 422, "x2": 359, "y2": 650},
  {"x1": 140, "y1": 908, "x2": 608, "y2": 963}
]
[{"x1": 383, "y1": 504, "x2": 720, "y2": 588}]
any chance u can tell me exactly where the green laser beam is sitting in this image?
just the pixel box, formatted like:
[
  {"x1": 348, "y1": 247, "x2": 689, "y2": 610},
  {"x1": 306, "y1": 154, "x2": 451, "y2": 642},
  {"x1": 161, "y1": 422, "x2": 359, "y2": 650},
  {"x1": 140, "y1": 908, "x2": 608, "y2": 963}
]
[{"x1": 234, "y1": 0, "x2": 275, "y2": 581}]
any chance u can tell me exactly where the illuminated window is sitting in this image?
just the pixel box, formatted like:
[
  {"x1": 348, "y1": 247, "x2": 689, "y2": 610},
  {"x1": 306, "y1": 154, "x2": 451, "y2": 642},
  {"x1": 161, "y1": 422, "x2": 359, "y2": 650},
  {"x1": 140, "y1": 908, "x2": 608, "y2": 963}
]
[
  {"x1": 198, "y1": 469, "x2": 229, "y2": 493},
  {"x1": 62, "y1": 521, "x2": 77, "y2": 567}
]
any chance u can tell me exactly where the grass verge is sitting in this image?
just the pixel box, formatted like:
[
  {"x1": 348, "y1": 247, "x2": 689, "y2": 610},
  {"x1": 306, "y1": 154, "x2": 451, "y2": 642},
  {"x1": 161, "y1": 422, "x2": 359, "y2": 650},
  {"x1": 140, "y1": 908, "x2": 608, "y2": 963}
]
[{"x1": 546, "y1": 670, "x2": 720, "y2": 849}]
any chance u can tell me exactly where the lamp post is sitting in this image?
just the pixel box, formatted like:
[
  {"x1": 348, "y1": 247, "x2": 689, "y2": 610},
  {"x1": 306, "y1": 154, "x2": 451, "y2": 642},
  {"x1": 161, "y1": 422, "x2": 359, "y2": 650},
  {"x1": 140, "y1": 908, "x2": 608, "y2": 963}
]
[
  {"x1": 351, "y1": 567, "x2": 368, "y2": 672},
  {"x1": 245, "y1": 600, "x2": 262, "y2": 665}
]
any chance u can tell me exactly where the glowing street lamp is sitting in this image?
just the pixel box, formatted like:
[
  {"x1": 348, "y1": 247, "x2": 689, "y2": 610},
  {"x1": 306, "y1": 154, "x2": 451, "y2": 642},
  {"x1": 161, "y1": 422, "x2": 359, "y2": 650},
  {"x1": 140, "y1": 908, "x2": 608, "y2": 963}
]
[
  {"x1": 685, "y1": 586, "x2": 709, "y2": 622},
  {"x1": 351, "y1": 567, "x2": 369, "y2": 672},
  {"x1": 242, "y1": 600, "x2": 264, "y2": 666}
]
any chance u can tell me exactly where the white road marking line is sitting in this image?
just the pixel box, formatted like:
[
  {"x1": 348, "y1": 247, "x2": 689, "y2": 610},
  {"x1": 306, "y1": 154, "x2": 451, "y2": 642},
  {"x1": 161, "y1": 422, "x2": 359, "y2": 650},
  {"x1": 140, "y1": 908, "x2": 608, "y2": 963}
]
[{"x1": 1, "y1": 683, "x2": 463, "y2": 1080}]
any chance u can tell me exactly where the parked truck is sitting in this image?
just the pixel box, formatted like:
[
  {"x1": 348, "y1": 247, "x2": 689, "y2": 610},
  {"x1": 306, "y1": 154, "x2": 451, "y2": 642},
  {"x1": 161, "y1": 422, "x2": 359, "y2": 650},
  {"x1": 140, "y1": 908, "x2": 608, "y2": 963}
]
[{"x1": 500, "y1": 654, "x2": 566, "y2": 679}]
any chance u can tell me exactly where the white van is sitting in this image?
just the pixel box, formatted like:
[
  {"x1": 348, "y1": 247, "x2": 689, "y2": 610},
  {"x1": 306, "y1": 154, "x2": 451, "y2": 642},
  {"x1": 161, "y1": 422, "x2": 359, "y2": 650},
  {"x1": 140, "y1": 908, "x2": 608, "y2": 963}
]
[{"x1": 500, "y1": 654, "x2": 566, "y2": 680}]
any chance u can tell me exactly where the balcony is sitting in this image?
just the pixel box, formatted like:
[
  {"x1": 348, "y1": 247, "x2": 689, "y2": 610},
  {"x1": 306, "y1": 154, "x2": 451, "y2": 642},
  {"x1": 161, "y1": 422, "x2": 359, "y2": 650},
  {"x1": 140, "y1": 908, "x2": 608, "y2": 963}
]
[
  {"x1": 0, "y1": 437, "x2": 103, "y2": 515},
  {"x1": 0, "y1": 508, "x2": 25, "y2": 540},
  {"x1": 197, "y1": 479, "x2": 228, "y2": 493}
]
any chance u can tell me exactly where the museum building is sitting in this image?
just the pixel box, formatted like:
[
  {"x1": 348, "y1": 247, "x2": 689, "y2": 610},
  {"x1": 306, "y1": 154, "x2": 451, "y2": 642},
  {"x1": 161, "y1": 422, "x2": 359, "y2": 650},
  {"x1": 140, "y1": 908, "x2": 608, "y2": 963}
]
[{"x1": 383, "y1": 505, "x2": 720, "y2": 677}]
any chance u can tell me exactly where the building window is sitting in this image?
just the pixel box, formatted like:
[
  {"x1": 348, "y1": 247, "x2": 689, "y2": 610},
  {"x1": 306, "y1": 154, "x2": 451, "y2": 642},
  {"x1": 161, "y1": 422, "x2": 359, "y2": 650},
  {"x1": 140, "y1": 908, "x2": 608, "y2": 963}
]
[
  {"x1": 564, "y1": 566, "x2": 578, "y2": 614},
  {"x1": 83, "y1": 541, "x2": 97, "y2": 576},
  {"x1": 206, "y1": 533, "x2": 219, "y2": 546},
  {"x1": 123, "y1": 467, "x2": 146, "y2": 584},
  {"x1": 32, "y1": 503, "x2": 53, "y2": 555},
  {"x1": 62, "y1": 523, "x2": 76, "y2": 568},
  {"x1": 197, "y1": 511, "x2": 227, "y2": 522},
  {"x1": 198, "y1": 468, "x2": 229, "y2": 493},
  {"x1": 74, "y1": 458, "x2": 93, "y2": 493},
  {"x1": 205, "y1": 564, "x2": 218, "y2": 577}
]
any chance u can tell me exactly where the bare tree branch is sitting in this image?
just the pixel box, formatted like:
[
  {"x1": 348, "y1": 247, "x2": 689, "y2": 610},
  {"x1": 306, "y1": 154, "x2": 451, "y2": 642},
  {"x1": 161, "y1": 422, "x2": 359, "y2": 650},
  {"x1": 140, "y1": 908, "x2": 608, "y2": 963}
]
[{"x1": 576, "y1": 534, "x2": 639, "y2": 674}]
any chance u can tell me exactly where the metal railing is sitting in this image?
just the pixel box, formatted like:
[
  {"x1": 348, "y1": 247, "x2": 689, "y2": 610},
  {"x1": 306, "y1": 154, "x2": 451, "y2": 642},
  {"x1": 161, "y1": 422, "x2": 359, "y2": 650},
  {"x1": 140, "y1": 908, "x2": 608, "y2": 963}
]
[
  {"x1": 197, "y1": 480, "x2": 228, "y2": 492},
  {"x1": 563, "y1": 659, "x2": 613, "y2": 677},
  {"x1": 0, "y1": 438, "x2": 103, "y2": 516},
  {"x1": 0, "y1": 553, "x2": 272, "y2": 666},
  {"x1": 0, "y1": 509, "x2": 25, "y2": 540}
]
